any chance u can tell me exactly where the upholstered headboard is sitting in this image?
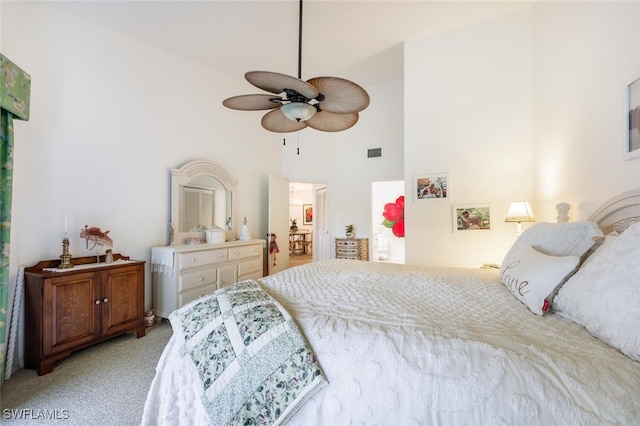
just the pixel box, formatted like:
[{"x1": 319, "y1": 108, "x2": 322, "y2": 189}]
[{"x1": 587, "y1": 188, "x2": 640, "y2": 234}]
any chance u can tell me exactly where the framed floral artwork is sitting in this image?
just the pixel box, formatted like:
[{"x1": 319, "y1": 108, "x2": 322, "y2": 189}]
[
  {"x1": 414, "y1": 173, "x2": 448, "y2": 200},
  {"x1": 303, "y1": 204, "x2": 313, "y2": 225}
]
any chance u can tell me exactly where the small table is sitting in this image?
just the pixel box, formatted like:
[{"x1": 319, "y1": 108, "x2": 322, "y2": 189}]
[{"x1": 289, "y1": 231, "x2": 311, "y2": 255}]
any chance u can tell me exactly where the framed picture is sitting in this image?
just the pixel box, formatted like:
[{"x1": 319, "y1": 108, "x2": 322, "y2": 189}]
[
  {"x1": 626, "y1": 77, "x2": 640, "y2": 160},
  {"x1": 453, "y1": 205, "x2": 491, "y2": 232},
  {"x1": 303, "y1": 204, "x2": 313, "y2": 225},
  {"x1": 414, "y1": 173, "x2": 448, "y2": 200}
]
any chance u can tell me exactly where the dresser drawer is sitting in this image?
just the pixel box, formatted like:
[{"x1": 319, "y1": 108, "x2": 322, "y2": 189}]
[
  {"x1": 336, "y1": 240, "x2": 358, "y2": 248},
  {"x1": 337, "y1": 248, "x2": 359, "y2": 256},
  {"x1": 179, "y1": 268, "x2": 217, "y2": 292},
  {"x1": 180, "y1": 284, "x2": 217, "y2": 306},
  {"x1": 178, "y1": 249, "x2": 227, "y2": 270},
  {"x1": 228, "y1": 244, "x2": 262, "y2": 261},
  {"x1": 238, "y1": 258, "x2": 262, "y2": 277}
]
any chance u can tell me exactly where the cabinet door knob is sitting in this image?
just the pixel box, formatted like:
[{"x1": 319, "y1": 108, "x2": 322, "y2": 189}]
[
  {"x1": 103, "y1": 298, "x2": 109, "y2": 303},
  {"x1": 198, "y1": 277, "x2": 204, "y2": 282},
  {"x1": 189, "y1": 258, "x2": 196, "y2": 263},
  {"x1": 218, "y1": 254, "x2": 224, "y2": 259},
  {"x1": 95, "y1": 300, "x2": 101, "y2": 305}
]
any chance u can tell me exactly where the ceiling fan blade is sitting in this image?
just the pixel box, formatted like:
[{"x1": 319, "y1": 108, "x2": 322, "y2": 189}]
[
  {"x1": 222, "y1": 94, "x2": 281, "y2": 111},
  {"x1": 246, "y1": 71, "x2": 318, "y2": 100},
  {"x1": 307, "y1": 77, "x2": 370, "y2": 114},
  {"x1": 261, "y1": 109, "x2": 309, "y2": 133},
  {"x1": 306, "y1": 110, "x2": 359, "y2": 132}
]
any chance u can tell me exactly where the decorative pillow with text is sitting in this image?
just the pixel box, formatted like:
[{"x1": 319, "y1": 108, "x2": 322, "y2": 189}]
[{"x1": 501, "y1": 245, "x2": 580, "y2": 315}]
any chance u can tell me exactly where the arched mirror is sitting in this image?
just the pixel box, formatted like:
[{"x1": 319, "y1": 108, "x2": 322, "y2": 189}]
[{"x1": 171, "y1": 160, "x2": 237, "y2": 244}]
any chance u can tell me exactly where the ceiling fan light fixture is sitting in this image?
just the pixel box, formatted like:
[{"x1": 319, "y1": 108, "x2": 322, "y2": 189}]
[{"x1": 281, "y1": 102, "x2": 316, "y2": 122}]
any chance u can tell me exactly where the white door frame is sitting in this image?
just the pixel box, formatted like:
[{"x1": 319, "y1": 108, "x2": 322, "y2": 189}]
[{"x1": 313, "y1": 185, "x2": 330, "y2": 261}]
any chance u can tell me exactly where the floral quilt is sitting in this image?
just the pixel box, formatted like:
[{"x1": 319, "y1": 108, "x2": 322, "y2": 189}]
[{"x1": 168, "y1": 279, "x2": 326, "y2": 426}]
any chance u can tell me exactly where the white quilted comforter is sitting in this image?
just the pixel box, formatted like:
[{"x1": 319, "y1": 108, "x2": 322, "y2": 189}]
[{"x1": 143, "y1": 260, "x2": 640, "y2": 425}]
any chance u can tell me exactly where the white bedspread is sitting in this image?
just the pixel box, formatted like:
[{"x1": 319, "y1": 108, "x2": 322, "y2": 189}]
[{"x1": 143, "y1": 260, "x2": 640, "y2": 425}]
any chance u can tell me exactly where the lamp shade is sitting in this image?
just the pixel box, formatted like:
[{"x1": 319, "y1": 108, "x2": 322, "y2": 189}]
[
  {"x1": 280, "y1": 102, "x2": 316, "y2": 122},
  {"x1": 505, "y1": 201, "x2": 536, "y2": 223}
]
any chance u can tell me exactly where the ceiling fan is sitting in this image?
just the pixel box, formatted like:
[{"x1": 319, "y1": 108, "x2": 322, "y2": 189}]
[{"x1": 222, "y1": 0, "x2": 370, "y2": 133}]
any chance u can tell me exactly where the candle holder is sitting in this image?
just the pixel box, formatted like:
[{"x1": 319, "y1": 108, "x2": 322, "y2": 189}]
[{"x1": 57, "y1": 237, "x2": 74, "y2": 269}]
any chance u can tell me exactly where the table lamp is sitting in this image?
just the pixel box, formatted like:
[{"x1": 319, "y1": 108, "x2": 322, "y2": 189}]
[{"x1": 505, "y1": 201, "x2": 536, "y2": 236}]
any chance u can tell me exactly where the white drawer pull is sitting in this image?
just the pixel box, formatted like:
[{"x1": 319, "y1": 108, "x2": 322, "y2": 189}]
[
  {"x1": 234, "y1": 251, "x2": 240, "y2": 256},
  {"x1": 218, "y1": 254, "x2": 224, "y2": 258},
  {"x1": 189, "y1": 258, "x2": 196, "y2": 263},
  {"x1": 198, "y1": 277, "x2": 204, "y2": 282}
]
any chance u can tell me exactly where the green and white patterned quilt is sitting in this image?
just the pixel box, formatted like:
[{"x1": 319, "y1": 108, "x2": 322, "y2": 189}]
[{"x1": 168, "y1": 279, "x2": 326, "y2": 425}]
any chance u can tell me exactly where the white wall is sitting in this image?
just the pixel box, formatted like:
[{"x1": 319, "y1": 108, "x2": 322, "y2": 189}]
[
  {"x1": 401, "y1": 2, "x2": 640, "y2": 267},
  {"x1": 3, "y1": 1, "x2": 279, "y2": 285},
  {"x1": 404, "y1": 10, "x2": 534, "y2": 267},
  {"x1": 532, "y1": 1, "x2": 640, "y2": 220},
  {"x1": 1, "y1": 2, "x2": 281, "y2": 370}
]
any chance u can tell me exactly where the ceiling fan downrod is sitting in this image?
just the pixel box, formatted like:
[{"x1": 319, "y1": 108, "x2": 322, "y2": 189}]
[
  {"x1": 297, "y1": 0, "x2": 303, "y2": 80},
  {"x1": 294, "y1": 0, "x2": 324, "y2": 106}
]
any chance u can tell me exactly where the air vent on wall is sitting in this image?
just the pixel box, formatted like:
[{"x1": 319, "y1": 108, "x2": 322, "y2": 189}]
[{"x1": 367, "y1": 148, "x2": 382, "y2": 158}]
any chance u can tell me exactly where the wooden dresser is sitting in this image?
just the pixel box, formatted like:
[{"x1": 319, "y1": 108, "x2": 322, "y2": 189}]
[
  {"x1": 24, "y1": 254, "x2": 145, "y2": 375},
  {"x1": 151, "y1": 239, "x2": 264, "y2": 319},
  {"x1": 335, "y1": 238, "x2": 369, "y2": 261}
]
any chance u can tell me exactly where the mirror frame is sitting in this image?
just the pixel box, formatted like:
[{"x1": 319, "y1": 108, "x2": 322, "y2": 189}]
[{"x1": 171, "y1": 160, "x2": 238, "y2": 244}]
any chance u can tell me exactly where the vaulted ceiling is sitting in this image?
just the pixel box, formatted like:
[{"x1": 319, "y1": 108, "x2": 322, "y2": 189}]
[{"x1": 49, "y1": 1, "x2": 534, "y2": 86}]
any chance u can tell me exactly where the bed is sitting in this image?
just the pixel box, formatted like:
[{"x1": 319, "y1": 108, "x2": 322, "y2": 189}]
[{"x1": 141, "y1": 190, "x2": 640, "y2": 425}]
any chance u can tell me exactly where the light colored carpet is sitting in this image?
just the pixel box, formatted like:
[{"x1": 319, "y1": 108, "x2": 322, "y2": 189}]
[{"x1": 1, "y1": 320, "x2": 173, "y2": 425}]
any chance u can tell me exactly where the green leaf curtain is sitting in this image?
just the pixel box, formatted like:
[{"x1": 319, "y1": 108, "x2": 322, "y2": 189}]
[{"x1": 0, "y1": 54, "x2": 31, "y2": 385}]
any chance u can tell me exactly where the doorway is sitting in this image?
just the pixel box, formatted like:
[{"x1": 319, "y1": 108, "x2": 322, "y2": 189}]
[
  {"x1": 288, "y1": 182, "x2": 329, "y2": 267},
  {"x1": 371, "y1": 181, "x2": 405, "y2": 263},
  {"x1": 288, "y1": 182, "x2": 313, "y2": 267},
  {"x1": 268, "y1": 179, "x2": 328, "y2": 275}
]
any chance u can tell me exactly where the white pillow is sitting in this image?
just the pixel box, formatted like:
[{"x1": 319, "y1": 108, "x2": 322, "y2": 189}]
[
  {"x1": 500, "y1": 245, "x2": 580, "y2": 315},
  {"x1": 553, "y1": 221, "x2": 640, "y2": 362},
  {"x1": 501, "y1": 222, "x2": 602, "y2": 273},
  {"x1": 580, "y1": 231, "x2": 619, "y2": 268}
]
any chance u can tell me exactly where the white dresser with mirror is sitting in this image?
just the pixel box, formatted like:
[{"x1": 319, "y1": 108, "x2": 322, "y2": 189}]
[{"x1": 152, "y1": 159, "x2": 265, "y2": 318}]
